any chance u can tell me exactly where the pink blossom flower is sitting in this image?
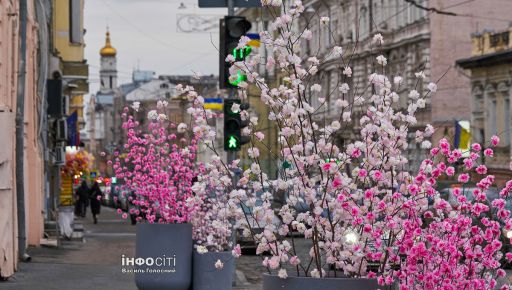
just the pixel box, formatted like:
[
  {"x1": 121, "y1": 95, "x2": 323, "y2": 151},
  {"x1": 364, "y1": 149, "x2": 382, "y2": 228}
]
[
  {"x1": 445, "y1": 167, "x2": 455, "y2": 176},
  {"x1": 232, "y1": 244, "x2": 241, "y2": 258},
  {"x1": 476, "y1": 165, "x2": 487, "y2": 175},
  {"x1": 458, "y1": 173, "x2": 470, "y2": 183},
  {"x1": 322, "y1": 163, "x2": 332, "y2": 172},
  {"x1": 484, "y1": 148, "x2": 494, "y2": 157},
  {"x1": 491, "y1": 135, "x2": 500, "y2": 147},
  {"x1": 472, "y1": 143, "x2": 482, "y2": 151},
  {"x1": 332, "y1": 178, "x2": 342, "y2": 188}
]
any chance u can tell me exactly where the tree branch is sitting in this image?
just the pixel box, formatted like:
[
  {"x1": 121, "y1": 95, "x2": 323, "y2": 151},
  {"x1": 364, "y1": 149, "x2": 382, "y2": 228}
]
[{"x1": 403, "y1": 0, "x2": 458, "y2": 16}]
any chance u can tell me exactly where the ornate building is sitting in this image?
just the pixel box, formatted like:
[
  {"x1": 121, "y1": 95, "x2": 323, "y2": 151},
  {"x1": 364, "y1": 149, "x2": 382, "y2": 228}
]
[
  {"x1": 298, "y1": 0, "x2": 512, "y2": 172},
  {"x1": 457, "y1": 26, "x2": 512, "y2": 186},
  {"x1": 85, "y1": 29, "x2": 119, "y2": 174}
]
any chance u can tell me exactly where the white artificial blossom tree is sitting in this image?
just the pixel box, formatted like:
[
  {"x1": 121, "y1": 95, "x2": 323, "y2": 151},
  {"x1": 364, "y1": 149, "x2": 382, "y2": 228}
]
[{"x1": 181, "y1": 1, "x2": 512, "y2": 289}]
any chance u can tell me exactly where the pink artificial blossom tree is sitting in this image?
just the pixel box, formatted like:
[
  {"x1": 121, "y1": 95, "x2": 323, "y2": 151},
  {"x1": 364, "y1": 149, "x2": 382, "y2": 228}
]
[{"x1": 111, "y1": 103, "x2": 200, "y2": 224}]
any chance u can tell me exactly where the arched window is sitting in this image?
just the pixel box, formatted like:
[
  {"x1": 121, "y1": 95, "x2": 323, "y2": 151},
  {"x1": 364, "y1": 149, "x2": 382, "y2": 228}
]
[{"x1": 360, "y1": 6, "x2": 368, "y2": 39}]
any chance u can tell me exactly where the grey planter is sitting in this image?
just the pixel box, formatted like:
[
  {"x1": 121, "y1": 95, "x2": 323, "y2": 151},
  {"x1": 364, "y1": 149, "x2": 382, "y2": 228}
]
[
  {"x1": 262, "y1": 273, "x2": 381, "y2": 290},
  {"x1": 193, "y1": 251, "x2": 234, "y2": 290},
  {"x1": 134, "y1": 223, "x2": 192, "y2": 290}
]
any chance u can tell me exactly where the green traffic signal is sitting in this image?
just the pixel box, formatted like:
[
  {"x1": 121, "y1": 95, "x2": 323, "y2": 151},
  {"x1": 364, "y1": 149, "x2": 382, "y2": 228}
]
[
  {"x1": 232, "y1": 46, "x2": 252, "y2": 61},
  {"x1": 227, "y1": 135, "x2": 238, "y2": 149},
  {"x1": 228, "y1": 46, "x2": 251, "y2": 87},
  {"x1": 229, "y1": 71, "x2": 247, "y2": 86}
]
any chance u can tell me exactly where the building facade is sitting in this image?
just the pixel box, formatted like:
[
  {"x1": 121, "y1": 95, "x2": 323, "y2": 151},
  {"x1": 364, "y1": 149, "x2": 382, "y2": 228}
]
[
  {"x1": 52, "y1": 0, "x2": 88, "y2": 128},
  {"x1": 456, "y1": 26, "x2": 512, "y2": 186},
  {"x1": 298, "y1": 0, "x2": 512, "y2": 172},
  {"x1": 0, "y1": 0, "x2": 47, "y2": 277}
]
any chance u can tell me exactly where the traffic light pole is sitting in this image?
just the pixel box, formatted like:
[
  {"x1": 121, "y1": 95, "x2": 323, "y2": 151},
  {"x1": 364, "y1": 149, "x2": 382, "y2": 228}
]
[
  {"x1": 228, "y1": 0, "x2": 234, "y2": 16},
  {"x1": 227, "y1": 2, "x2": 236, "y2": 287}
]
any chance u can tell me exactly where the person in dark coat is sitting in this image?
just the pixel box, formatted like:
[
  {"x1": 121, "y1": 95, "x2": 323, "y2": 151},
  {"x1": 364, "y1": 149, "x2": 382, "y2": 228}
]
[
  {"x1": 75, "y1": 180, "x2": 90, "y2": 218},
  {"x1": 89, "y1": 182, "x2": 103, "y2": 224}
]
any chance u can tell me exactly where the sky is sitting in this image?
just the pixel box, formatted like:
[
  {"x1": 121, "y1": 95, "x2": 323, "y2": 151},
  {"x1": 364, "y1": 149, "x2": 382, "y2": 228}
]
[{"x1": 84, "y1": 0, "x2": 227, "y2": 96}]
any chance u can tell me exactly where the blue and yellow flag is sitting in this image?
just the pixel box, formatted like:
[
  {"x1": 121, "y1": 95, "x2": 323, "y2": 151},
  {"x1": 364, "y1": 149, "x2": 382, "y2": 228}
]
[
  {"x1": 204, "y1": 98, "x2": 223, "y2": 110},
  {"x1": 454, "y1": 120, "x2": 471, "y2": 152},
  {"x1": 247, "y1": 33, "x2": 260, "y2": 48}
]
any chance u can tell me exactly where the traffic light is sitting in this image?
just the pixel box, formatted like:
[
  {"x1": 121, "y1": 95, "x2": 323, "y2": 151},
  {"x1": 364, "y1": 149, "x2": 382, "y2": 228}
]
[
  {"x1": 219, "y1": 16, "x2": 252, "y2": 89},
  {"x1": 224, "y1": 99, "x2": 250, "y2": 151}
]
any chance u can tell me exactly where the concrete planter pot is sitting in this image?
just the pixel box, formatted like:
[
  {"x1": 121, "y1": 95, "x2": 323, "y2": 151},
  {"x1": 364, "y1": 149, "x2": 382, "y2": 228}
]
[
  {"x1": 262, "y1": 273, "x2": 381, "y2": 290},
  {"x1": 193, "y1": 251, "x2": 234, "y2": 290},
  {"x1": 135, "y1": 223, "x2": 192, "y2": 290}
]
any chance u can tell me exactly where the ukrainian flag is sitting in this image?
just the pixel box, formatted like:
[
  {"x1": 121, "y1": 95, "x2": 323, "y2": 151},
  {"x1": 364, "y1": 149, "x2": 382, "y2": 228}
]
[
  {"x1": 204, "y1": 98, "x2": 223, "y2": 110},
  {"x1": 454, "y1": 120, "x2": 471, "y2": 153},
  {"x1": 247, "y1": 33, "x2": 260, "y2": 48}
]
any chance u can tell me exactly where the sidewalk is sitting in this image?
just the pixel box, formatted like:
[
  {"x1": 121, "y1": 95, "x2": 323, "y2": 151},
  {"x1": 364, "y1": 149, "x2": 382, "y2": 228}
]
[{"x1": 0, "y1": 207, "x2": 137, "y2": 290}]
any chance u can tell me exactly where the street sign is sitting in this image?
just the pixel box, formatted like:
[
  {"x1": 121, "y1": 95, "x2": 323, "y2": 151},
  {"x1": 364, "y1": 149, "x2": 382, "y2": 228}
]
[
  {"x1": 198, "y1": 0, "x2": 261, "y2": 8},
  {"x1": 176, "y1": 14, "x2": 220, "y2": 33}
]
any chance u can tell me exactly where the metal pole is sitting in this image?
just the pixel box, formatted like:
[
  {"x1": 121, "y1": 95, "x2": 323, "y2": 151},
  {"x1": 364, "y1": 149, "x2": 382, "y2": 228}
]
[
  {"x1": 227, "y1": 2, "x2": 236, "y2": 285},
  {"x1": 15, "y1": 0, "x2": 29, "y2": 261},
  {"x1": 227, "y1": 0, "x2": 235, "y2": 16}
]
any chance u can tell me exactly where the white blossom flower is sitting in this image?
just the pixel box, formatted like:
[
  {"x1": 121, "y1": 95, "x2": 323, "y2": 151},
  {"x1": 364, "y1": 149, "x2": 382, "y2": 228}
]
[
  {"x1": 373, "y1": 33, "x2": 384, "y2": 44},
  {"x1": 416, "y1": 98, "x2": 426, "y2": 108},
  {"x1": 177, "y1": 123, "x2": 188, "y2": 133},
  {"x1": 393, "y1": 76, "x2": 403, "y2": 85},
  {"x1": 302, "y1": 29, "x2": 313, "y2": 40},
  {"x1": 415, "y1": 71, "x2": 426, "y2": 79},
  {"x1": 331, "y1": 121, "x2": 341, "y2": 130},
  {"x1": 335, "y1": 99, "x2": 349, "y2": 108},
  {"x1": 320, "y1": 17, "x2": 330, "y2": 26},
  {"x1": 157, "y1": 114, "x2": 167, "y2": 121},
  {"x1": 343, "y1": 67, "x2": 352, "y2": 77},
  {"x1": 339, "y1": 83, "x2": 350, "y2": 94},
  {"x1": 131, "y1": 101, "x2": 140, "y2": 112},
  {"x1": 311, "y1": 269, "x2": 322, "y2": 278},
  {"x1": 409, "y1": 90, "x2": 420, "y2": 100},
  {"x1": 251, "y1": 163, "x2": 261, "y2": 175},
  {"x1": 231, "y1": 103, "x2": 241, "y2": 113},
  {"x1": 424, "y1": 124, "x2": 434, "y2": 137},
  {"x1": 427, "y1": 82, "x2": 438, "y2": 93},
  {"x1": 197, "y1": 245, "x2": 208, "y2": 254},
  {"x1": 215, "y1": 259, "x2": 224, "y2": 270},
  {"x1": 421, "y1": 140, "x2": 432, "y2": 149},
  {"x1": 278, "y1": 268, "x2": 288, "y2": 279},
  {"x1": 376, "y1": 55, "x2": 387, "y2": 66},
  {"x1": 225, "y1": 54, "x2": 236, "y2": 63},
  {"x1": 390, "y1": 92, "x2": 399, "y2": 103},
  {"x1": 147, "y1": 110, "x2": 158, "y2": 120},
  {"x1": 307, "y1": 57, "x2": 319, "y2": 65},
  {"x1": 310, "y1": 84, "x2": 322, "y2": 92}
]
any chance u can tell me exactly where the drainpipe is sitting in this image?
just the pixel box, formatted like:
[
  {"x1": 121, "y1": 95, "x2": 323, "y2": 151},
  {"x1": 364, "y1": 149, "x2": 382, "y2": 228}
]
[{"x1": 15, "y1": 0, "x2": 30, "y2": 262}]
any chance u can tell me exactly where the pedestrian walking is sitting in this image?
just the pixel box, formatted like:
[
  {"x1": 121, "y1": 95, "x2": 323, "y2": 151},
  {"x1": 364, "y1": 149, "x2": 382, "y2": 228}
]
[
  {"x1": 89, "y1": 181, "x2": 103, "y2": 224},
  {"x1": 75, "y1": 180, "x2": 90, "y2": 218}
]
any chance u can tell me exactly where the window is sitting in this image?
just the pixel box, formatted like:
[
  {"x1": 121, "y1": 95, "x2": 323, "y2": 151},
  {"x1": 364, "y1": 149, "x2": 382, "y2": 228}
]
[
  {"x1": 360, "y1": 6, "x2": 368, "y2": 39},
  {"x1": 69, "y1": 0, "x2": 82, "y2": 44},
  {"x1": 109, "y1": 76, "x2": 113, "y2": 89},
  {"x1": 490, "y1": 99, "x2": 497, "y2": 135},
  {"x1": 505, "y1": 98, "x2": 510, "y2": 145}
]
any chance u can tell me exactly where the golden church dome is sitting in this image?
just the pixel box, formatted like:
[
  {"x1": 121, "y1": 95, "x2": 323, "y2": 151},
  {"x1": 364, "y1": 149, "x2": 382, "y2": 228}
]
[{"x1": 100, "y1": 30, "x2": 117, "y2": 57}]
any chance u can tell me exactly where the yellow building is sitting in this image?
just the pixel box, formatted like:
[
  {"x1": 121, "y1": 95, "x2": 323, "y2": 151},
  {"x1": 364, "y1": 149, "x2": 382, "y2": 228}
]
[
  {"x1": 52, "y1": 0, "x2": 89, "y2": 128},
  {"x1": 235, "y1": 8, "x2": 280, "y2": 179}
]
